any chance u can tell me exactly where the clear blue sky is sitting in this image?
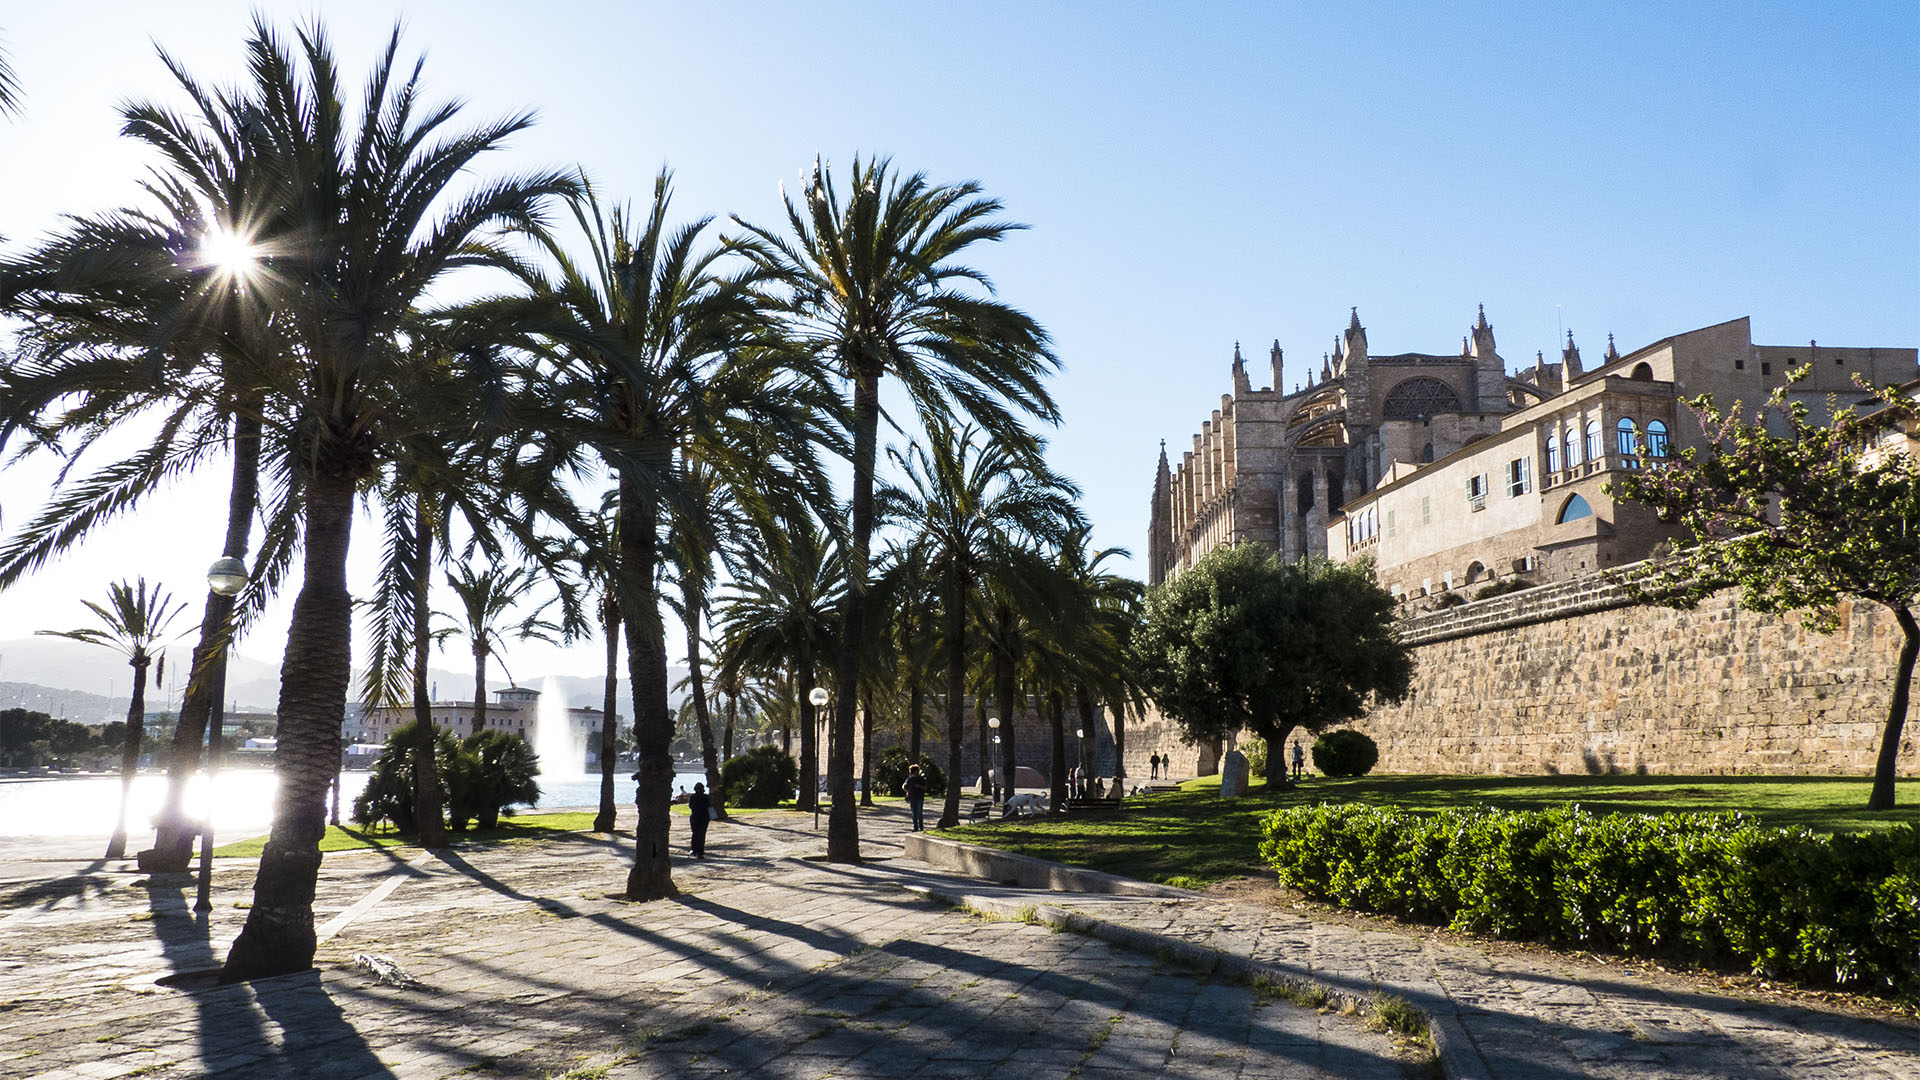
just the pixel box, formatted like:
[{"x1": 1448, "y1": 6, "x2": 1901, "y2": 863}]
[{"x1": 1, "y1": 2, "x2": 1915, "y2": 681}]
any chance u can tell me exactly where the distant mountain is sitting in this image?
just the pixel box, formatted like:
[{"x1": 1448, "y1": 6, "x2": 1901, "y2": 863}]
[{"x1": 0, "y1": 637, "x2": 686, "y2": 719}]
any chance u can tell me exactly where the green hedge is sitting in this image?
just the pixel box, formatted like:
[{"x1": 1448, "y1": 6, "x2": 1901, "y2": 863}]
[{"x1": 1260, "y1": 803, "x2": 1920, "y2": 994}]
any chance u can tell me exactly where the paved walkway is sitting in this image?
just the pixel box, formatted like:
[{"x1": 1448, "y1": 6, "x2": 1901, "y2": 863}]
[
  {"x1": 4, "y1": 804, "x2": 1918, "y2": 1079},
  {"x1": 0, "y1": 808, "x2": 1415, "y2": 1080}
]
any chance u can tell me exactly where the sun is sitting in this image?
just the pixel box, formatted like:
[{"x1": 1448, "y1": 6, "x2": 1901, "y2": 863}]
[{"x1": 199, "y1": 227, "x2": 260, "y2": 280}]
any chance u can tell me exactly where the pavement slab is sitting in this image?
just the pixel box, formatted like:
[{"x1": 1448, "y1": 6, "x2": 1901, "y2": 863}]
[{"x1": 1, "y1": 806, "x2": 1416, "y2": 1080}]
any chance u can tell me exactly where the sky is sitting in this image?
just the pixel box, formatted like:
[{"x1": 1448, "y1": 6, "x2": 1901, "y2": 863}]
[{"x1": 0, "y1": 1, "x2": 1915, "y2": 689}]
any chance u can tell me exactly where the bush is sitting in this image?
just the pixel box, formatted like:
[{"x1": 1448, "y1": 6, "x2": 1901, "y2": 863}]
[
  {"x1": 873, "y1": 746, "x2": 948, "y2": 797},
  {"x1": 1239, "y1": 736, "x2": 1268, "y2": 777},
  {"x1": 1473, "y1": 578, "x2": 1533, "y2": 601},
  {"x1": 1311, "y1": 729, "x2": 1378, "y2": 778},
  {"x1": 1260, "y1": 803, "x2": 1920, "y2": 995},
  {"x1": 721, "y1": 745, "x2": 799, "y2": 808},
  {"x1": 352, "y1": 722, "x2": 460, "y2": 832},
  {"x1": 447, "y1": 730, "x2": 542, "y2": 831}
]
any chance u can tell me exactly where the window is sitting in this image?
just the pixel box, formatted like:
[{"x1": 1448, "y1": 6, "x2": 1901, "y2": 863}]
[
  {"x1": 1556, "y1": 493, "x2": 1593, "y2": 523},
  {"x1": 1421, "y1": 496, "x2": 1431, "y2": 525},
  {"x1": 1615, "y1": 418, "x2": 1638, "y2": 464},
  {"x1": 1565, "y1": 426, "x2": 1582, "y2": 468},
  {"x1": 1735, "y1": 358, "x2": 1745, "y2": 370},
  {"x1": 1761, "y1": 361, "x2": 1771, "y2": 376},
  {"x1": 1630, "y1": 362, "x2": 1654, "y2": 380},
  {"x1": 1506, "y1": 457, "x2": 1531, "y2": 497},
  {"x1": 1468, "y1": 473, "x2": 1488, "y2": 511},
  {"x1": 1646, "y1": 420, "x2": 1669, "y2": 458},
  {"x1": 1584, "y1": 419, "x2": 1604, "y2": 464},
  {"x1": 1386, "y1": 510, "x2": 1396, "y2": 538},
  {"x1": 1545, "y1": 432, "x2": 1561, "y2": 473}
]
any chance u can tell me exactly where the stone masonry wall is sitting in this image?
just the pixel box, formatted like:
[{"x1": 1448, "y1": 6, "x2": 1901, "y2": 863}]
[{"x1": 1354, "y1": 566, "x2": 1918, "y2": 776}]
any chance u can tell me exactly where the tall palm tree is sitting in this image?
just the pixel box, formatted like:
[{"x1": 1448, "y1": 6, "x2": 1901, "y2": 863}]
[
  {"x1": 513, "y1": 172, "x2": 826, "y2": 901},
  {"x1": 38, "y1": 579, "x2": 187, "y2": 858},
  {"x1": 211, "y1": 19, "x2": 572, "y2": 980},
  {"x1": 733, "y1": 157, "x2": 1060, "y2": 861},
  {"x1": 713, "y1": 519, "x2": 846, "y2": 812},
  {"x1": 0, "y1": 31, "x2": 21, "y2": 118},
  {"x1": 880, "y1": 426, "x2": 1079, "y2": 827}
]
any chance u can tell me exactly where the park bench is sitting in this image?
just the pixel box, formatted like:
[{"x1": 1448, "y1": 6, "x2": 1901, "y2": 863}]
[{"x1": 968, "y1": 798, "x2": 994, "y2": 822}]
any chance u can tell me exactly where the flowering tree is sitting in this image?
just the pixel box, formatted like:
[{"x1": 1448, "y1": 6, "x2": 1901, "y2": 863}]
[{"x1": 1611, "y1": 368, "x2": 1920, "y2": 810}]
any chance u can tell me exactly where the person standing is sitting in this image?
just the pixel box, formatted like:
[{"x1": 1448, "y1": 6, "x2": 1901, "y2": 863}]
[
  {"x1": 1149, "y1": 752, "x2": 1161, "y2": 780},
  {"x1": 688, "y1": 782, "x2": 712, "y2": 859},
  {"x1": 904, "y1": 765, "x2": 929, "y2": 832},
  {"x1": 1291, "y1": 740, "x2": 1305, "y2": 782}
]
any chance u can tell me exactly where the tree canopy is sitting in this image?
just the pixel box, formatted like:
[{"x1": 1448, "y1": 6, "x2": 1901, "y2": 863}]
[
  {"x1": 1135, "y1": 544, "x2": 1411, "y2": 779},
  {"x1": 1611, "y1": 368, "x2": 1920, "y2": 809}
]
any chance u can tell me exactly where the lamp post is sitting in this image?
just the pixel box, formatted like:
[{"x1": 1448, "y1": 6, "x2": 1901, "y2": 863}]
[
  {"x1": 1074, "y1": 727, "x2": 1087, "y2": 799},
  {"x1": 808, "y1": 686, "x2": 830, "y2": 829},
  {"x1": 986, "y1": 717, "x2": 1001, "y2": 801},
  {"x1": 196, "y1": 556, "x2": 247, "y2": 914}
]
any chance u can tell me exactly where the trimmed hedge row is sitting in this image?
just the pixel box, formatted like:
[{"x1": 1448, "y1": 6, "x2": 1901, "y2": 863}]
[{"x1": 1260, "y1": 803, "x2": 1920, "y2": 994}]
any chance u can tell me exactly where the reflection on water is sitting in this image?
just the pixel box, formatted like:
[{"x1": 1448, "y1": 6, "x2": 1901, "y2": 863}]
[{"x1": 0, "y1": 768, "x2": 714, "y2": 837}]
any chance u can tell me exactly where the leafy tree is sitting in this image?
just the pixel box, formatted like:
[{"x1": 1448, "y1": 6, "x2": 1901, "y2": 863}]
[
  {"x1": 733, "y1": 157, "x2": 1060, "y2": 862},
  {"x1": 1611, "y1": 370, "x2": 1920, "y2": 810},
  {"x1": 1136, "y1": 545, "x2": 1412, "y2": 783},
  {"x1": 39, "y1": 580, "x2": 187, "y2": 856}
]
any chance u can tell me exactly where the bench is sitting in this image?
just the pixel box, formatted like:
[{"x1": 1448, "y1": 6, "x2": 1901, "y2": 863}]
[{"x1": 967, "y1": 798, "x2": 994, "y2": 822}]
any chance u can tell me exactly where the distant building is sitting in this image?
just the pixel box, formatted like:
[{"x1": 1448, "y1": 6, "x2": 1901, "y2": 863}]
[{"x1": 361, "y1": 685, "x2": 623, "y2": 759}]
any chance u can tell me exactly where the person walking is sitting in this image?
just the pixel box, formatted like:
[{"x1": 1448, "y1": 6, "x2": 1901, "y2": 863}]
[
  {"x1": 904, "y1": 765, "x2": 929, "y2": 832},
  {"x1": 1291, "y1": 740, "x2": 1305, "y2": 782},
  {"x1": 1149, "y1": 752, "x2": 1161, "y2": 780},
  {"x1": 687, "y1": 782, "x2": 712, "y2": 859}
]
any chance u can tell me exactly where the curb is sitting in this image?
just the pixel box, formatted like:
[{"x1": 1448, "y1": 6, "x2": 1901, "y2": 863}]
[
  {"x1": 904, "y1": 832, "x2": 1194, "y2": 897},
  {"x1": 899, "y1": 844, "x2": 1489, "y2": 1080}
]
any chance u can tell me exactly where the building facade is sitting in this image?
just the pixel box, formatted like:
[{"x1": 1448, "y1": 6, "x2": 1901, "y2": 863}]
[
  {"x1": 362, "y1": 685, "x2": 622, "y2": 760},
  {"x1": 1149, "y1": 310, "x2": 1918, "y2": 604}
]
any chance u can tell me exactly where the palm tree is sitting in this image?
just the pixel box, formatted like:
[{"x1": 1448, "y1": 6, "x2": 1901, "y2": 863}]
[
  {"x1": 0, "y1": 30, "x2": 21, "y2": 118},
  {"x1": 513, "y1": 172, "x2": 827, "y2": 900},
  {"x1": 713, "y1": 519, "x2": 846, "y2": 813},
  {"x1": 733, "y1": 157, "x2": 1061, "y2": 861},
  {"x1": 880, "y1": 426, "x2": 1080, "y2": 827},
  {"x1": 38, "y1": 579, "x2": 188, "y2": 858},
  {"x1": 444, "y1": 564, "x2": 561, "y2": 737},
  {"x1": 212, "y1": 19, "x2": 572, "y2": 980}
]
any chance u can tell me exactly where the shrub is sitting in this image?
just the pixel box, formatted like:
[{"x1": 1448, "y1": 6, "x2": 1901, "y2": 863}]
[
  {"x1": 351, "y1": 722, "x2": 460, "y2": 832},
  {"x1": 1311, "y1": 729, "x2": 1378, "y2": 778},
  {"x1": 1238, "y1": 736, "x2": 1268, "y2": 777},
  {"x1": 721, "y1": 745, "x2": 798, "y2": 808},
  {"x1": 1473, "y1": 577, "x2": 1533, "y2": 601},
  {"x1": 448, "y1": 730, "x2": 542, "y2": 830},
  {"x1": 873, "y1": 746, "x2": 948, "y2": 797},
  {"x1": 1261, "y1": 803, "x2": 1920, "y2": 995}
]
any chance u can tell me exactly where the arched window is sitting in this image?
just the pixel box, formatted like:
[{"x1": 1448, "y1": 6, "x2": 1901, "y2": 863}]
[
  {"x1": 1545, "y1": 431, "x2": 1561, "y2": 473},
  {"x1": 1646, "y1": 420, "x2": 1669, "y2": 458},
  {"x1": 1382, "y1": 377, "x2": 1465, "y2": 420},
  {"x1": 1584, "y1": 419, "x2": 1604, "y2": 463},
  {"x1": 1630, "y1": 362, "x2": 1654, "y2": 380},
  {"x1": 1564, "y1": 426, "x2": 1582, "y2": 467},
  {"x1": 1557, "y1": 493, "x2": 1593, "y2": 523},
  {"x1": 1419, "y1": 443, "x2": 1435, "y2": 463},
  {"x1": 1465, "y1": 561, "x2": 1486, "y2": 584},
  {"x1": 1616, "y1": 418, "x2": 1638, "y2": 459}
]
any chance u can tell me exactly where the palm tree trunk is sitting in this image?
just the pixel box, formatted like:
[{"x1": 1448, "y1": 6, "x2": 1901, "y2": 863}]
[
  {"x1": 1075, "y1": 682, "x2": 1098, "y2": 791},
  {"x1": 105, "y1": 652, "x2": 152, "y2": 859},
  {"x1": 472, "y1": 644, "x2": 489, "y2": 737},
  {"x1": 827, "y1": 367, "x2": 881, "y2": 863},
  {"x1": 411, "y1": 498, "x2": 447, "y2": 848},
  {"x1": 593, "y1": 595, "x2": 620, "y2": 833},
  {"x1": 620, "y1": 486, "x2": 676, "y2": 900},
  {"x1": 859, "y1": 689, "x2": 874, "y2": 808},
  {"x1": 1868, "y1": 605, "x2": 1918, "y2": 811},
  {"x1": 938, "y1": 570, "x2": 967, "y2": 828},
  {"x1": 143, "y1": 410, "x2": 260, "y2": 873},
  {"x1": 908, "y1": 684, "x2": 922, "y2": 765},
  {"x1": 995, "y1": 618, "x2": 1018, "y2": 801},
  {"x1": 723, "y1": 691, "x2": 736, "y2": 762},
  {"x1": 976, "y1": 689, "x2": 989, "y2": 794},
  {"x1": 797, "y1": 668, "x2": 818, "y2": 812},
  {"x1": 223, "y1": 463, "x2": 356, "y2": 981},
  {"x1": 1048, "y1": 688, "x2": 1068, "y2": 811},
  {"x1": 1109, "y1": 699, "x2": 1127, "y2": 800},
  {"x1": 685, "y1": 614, "x2": 725, "y2": 819}
]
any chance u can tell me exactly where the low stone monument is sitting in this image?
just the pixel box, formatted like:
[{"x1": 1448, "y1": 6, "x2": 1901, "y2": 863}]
[{"x1": 1219, "y1": 749, "x2": 1250, "y2": 798}]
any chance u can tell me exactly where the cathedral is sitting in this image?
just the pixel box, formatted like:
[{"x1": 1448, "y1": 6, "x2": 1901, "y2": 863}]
[{"x1": 1148, "y1": 308, "x2": 1917, "y2": 600}]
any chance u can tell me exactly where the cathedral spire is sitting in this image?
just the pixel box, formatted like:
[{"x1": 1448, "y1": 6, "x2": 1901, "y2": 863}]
[
  {"x1": 1563, "y1": 329, "x2": 1583, "y2": 380},
  {"x1": 1604, "y1": 332, "x2": 1620, "y2": 363},
  {"x1": 1348, "y1": 306, "x2": 1362, "y2": 332}
]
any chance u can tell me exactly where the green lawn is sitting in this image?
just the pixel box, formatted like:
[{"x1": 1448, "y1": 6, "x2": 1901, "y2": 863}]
[
  {"x1": 212, "y1": 811, "x2": 604, "y2": 858},
  {"x1": 939, "y1": 773, "x2": 1920, "y2": 888}
]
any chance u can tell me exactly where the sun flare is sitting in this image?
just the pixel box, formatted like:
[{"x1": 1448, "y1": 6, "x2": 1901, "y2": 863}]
[{"x1": 199, "y1": 228, "x2": 259, "y2": 278}]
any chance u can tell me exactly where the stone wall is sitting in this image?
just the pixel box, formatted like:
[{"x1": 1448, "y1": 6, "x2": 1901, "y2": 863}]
[{"x1": 1353, "y1": 567, "x2": 1918, "y2": 776}]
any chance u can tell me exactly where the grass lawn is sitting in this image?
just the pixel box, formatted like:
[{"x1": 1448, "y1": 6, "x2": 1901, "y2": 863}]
[
  {"x1": 212, "y1": 811, "x2": 604, "y2": 857},
  {"x1": 939, "y1": 773, "x2": 1920, "y2": 888}
]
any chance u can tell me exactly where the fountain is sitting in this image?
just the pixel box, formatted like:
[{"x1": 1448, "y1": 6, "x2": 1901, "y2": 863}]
[{"x1": 532, "y1": 676, "x2": 587, "y2": 779}]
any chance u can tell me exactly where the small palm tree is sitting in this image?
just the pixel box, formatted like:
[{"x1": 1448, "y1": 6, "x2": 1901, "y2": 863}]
[
  {"x1": 444, "y1": 564, "x2": 561, "y2": 737},
  {"x1": 39, "y1": 579, "x2": 187, "y2": 858},
  {"x1": 733, "y1": 157, "x2": 1061, "y2": 861}
]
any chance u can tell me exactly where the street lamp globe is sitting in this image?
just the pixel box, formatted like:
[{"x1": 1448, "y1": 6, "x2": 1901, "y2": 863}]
[
  {"x1": 987, "y1": 716, "x2": 999, "y2": 729},
  {"x1": 991, "y1": 735, "x2": 1001, "y2": 744},
  {"x1": 1075, "y1": 728, "x2": 1085, "y2": 739},
  {"x1": 808, "y1": 687, "x2": 830, "y2": 708},
  {"x1": 207, "y1": 557, "x2": 248, "y2": 596}
]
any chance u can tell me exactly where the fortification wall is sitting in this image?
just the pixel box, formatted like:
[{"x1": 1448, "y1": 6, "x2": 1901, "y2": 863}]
[{"x1": 1353, "y1": 568, "x2": 1917, "y2": 776}]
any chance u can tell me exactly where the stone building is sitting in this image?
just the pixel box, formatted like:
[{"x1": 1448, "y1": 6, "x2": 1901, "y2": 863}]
[
  {"x1": 363, "y1": 685, "x2": 621, "y2": 761},
  {"x1": 1149, "y1": 310, "x2": 1918, "y2": 603}
]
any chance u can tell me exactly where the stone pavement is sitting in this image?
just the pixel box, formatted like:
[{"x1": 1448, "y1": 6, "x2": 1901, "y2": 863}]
[{"x1": 0, "y1": 807, "x2": 1418, "y2": 1080}]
